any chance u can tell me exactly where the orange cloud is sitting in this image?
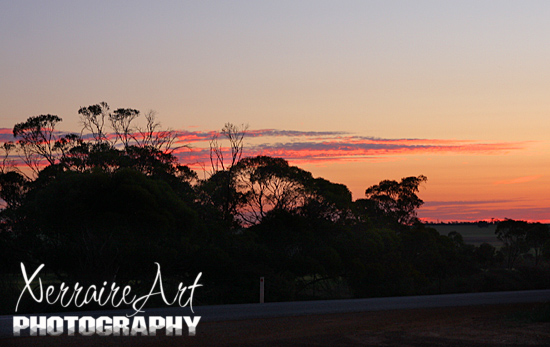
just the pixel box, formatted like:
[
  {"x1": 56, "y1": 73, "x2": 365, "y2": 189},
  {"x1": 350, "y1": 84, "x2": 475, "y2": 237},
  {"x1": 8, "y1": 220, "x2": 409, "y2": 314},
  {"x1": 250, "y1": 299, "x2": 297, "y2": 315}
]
[{"x1": 493, "y1": 175, "x2": 542, "y2": 185}]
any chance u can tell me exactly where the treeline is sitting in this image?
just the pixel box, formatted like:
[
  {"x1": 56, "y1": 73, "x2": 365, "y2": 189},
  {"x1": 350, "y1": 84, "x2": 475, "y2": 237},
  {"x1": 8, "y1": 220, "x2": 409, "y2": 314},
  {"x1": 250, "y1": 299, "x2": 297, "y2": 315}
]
[
  {"x1": 426, "y1": 220, "x2": 500, "y2": 227},
  {"x1": 1, "y1": 103, "x2": 550, "y2": 314}
]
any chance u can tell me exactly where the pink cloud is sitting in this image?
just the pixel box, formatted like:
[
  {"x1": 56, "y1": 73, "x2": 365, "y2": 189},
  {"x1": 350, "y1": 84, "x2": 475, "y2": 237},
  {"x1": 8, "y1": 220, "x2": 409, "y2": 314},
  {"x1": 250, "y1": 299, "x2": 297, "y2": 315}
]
[
  {"x1": 1, "y1": 127, "x2": 529, "y2": 171},
  {"x1": 0, "y1": 128, "x2": 15, "y2": 142},
  {"x1": 244, "y1": 138, "x2": 526, "y2": 164},
  {"x1": 419, "y1": 199, "x2": 550, "y2": 223},
  {"x1": 87, "y1": 129, "x2": 533, "y2": 167}
]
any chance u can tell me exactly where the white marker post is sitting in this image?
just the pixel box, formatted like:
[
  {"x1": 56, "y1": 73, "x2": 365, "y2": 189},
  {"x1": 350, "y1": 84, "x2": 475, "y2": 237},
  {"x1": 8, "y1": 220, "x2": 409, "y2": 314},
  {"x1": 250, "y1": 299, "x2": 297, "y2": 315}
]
[{"x1": 260, "y1": 277, "x2": 264, "y2": 303}]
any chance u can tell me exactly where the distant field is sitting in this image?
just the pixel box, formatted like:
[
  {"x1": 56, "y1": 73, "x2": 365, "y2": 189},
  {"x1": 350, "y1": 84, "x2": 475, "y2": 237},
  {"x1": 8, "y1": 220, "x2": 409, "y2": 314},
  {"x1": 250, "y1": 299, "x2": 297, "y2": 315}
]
[{"x1": 427, "y1": 224, "x2": 501, "y2": 247}]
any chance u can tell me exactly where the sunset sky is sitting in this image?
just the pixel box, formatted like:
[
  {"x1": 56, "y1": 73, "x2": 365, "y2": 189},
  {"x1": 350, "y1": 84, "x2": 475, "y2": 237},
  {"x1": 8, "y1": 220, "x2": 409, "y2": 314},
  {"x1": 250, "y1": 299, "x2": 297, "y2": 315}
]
[{"x1": 1, "y1": 1, "x2": 549, "y2": 222}]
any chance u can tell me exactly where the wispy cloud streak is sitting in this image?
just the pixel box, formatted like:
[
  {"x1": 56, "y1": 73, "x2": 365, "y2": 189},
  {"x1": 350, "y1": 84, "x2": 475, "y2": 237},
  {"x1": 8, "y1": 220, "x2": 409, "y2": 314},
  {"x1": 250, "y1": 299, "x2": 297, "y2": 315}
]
[
  {"x1": 0, "y1": 129, "x2": 15, "y2": 142},
  {"x1": 420, "y1": 200, "x2": 550, "y2": 223},
  {"x1": 169, "y1": 129, "x2": 527, "y2": 164},
  {"x1": 0, "y1": 127, "x2": 529, "y2": 167},
  {"x1": 494, "y1": 175, "x2": 542, "y2": 185}
]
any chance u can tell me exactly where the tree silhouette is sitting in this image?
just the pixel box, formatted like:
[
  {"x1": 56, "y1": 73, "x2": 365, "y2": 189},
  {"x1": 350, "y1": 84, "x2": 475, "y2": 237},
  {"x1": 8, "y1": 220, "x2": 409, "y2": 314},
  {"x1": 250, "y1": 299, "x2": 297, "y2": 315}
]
[
  {"x1": 110, "y1": 108, "x2": 140, "y2": 148},
  {"x1": 199, "y1": 123, "x2": 249, "y2": 226},
  {"x1": 233, "y1": 156, "x2": 311, "y2": 225},
  {"x1": 209, "y1": 122, "x2": 248, "y2": 174},
  {"x1": 362, "y1": 175, "x2": 427, "y2": 227},
  {"x1": 12, "y1": 114, "x2": 73, "y2": 174},
  {"x1": 495, "y1": 219, "x2": 529, "y2": 269},
  {"x1": 0, "y1": 142, "x2": 16, "y2": 173},
  {"x1": 526, "y1": 222, "x2": 550, "y2": 267},
  {"x1": 10, "y1": 168, "x2": 200, "y2": 285},
  {"x1": 2, "y1": 105, "x2": 549, "y2": 313},
  {"x1": 78, "y1": 102, "x2": 110, "y2": 143},
  {"x1": 0, "y1": 171, "x2": 28, "y2": 209}
]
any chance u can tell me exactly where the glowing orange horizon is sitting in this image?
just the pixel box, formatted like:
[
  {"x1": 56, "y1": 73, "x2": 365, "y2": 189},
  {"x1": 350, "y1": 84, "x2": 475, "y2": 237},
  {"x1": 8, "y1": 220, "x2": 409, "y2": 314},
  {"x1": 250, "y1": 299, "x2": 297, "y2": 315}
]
[{"x1": 1, "y1": 127, "x2": 547, "y2": 223}]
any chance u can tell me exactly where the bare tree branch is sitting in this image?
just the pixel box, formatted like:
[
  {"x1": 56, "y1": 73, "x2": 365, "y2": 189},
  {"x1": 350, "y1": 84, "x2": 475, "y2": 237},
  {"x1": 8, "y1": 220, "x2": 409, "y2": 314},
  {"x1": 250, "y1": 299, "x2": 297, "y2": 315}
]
[
  {"x1": 208, "y1": 123, "x2": 248, "y2": 175},
  {"x1": 78, "y1": 102, "x2": 110, "y2": 143}
]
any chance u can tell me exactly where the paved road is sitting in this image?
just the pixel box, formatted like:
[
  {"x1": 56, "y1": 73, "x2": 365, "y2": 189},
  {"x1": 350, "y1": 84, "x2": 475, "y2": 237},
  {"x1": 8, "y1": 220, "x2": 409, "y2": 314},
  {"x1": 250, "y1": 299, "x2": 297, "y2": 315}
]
[{"x1": 1, "y1": 289, "x2": 549, "y2": 337}]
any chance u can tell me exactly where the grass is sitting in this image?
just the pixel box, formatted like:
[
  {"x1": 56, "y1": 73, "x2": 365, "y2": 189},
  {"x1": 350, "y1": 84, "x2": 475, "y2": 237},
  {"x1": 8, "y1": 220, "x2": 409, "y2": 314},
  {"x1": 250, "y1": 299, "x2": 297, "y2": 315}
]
[{"x1": 508, "y1": 302, "x2": 550, "y2": 323}]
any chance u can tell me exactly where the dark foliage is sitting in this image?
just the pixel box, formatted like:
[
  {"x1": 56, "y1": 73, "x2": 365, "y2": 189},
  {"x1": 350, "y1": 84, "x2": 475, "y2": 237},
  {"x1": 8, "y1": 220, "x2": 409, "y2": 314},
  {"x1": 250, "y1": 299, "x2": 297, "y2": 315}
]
[{"x1": 1, "y1": 105, "x2": 549, "y2": 314}]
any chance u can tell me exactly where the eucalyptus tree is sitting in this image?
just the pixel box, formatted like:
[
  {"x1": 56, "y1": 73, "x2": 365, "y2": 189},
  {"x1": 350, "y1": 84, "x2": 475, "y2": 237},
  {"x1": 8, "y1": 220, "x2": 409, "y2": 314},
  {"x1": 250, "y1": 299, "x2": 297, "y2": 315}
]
[
  {"x1": 359, "y1": 175, "x2": 428, "y2": 228},
  {"x1": 495, "y1": 219, "x2": 530, "y2": 269}
]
